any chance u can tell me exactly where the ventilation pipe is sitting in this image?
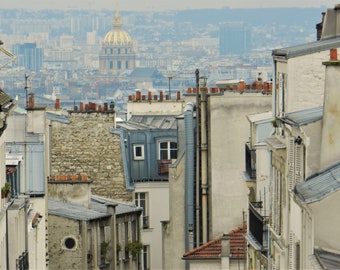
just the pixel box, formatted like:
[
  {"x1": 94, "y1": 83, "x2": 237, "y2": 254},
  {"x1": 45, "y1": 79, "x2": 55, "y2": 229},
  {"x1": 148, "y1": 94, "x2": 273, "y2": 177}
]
[
  {"x1": 200, "y1": 83, "x2": 208, "y2": 244},
  {"x1": 184, "y1": 102, "x2": 195, "y2": 253}
]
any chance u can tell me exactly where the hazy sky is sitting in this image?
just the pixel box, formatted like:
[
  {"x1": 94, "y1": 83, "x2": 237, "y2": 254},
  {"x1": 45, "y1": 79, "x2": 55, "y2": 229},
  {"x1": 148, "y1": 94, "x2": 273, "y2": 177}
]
[{"x1": 1, "y1": 0, "x2": 339, "y2": 11}]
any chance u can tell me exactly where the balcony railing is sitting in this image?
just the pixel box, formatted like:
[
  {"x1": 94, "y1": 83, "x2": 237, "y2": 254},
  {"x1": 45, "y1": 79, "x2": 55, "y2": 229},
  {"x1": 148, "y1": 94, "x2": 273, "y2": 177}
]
[
  {"x1": 248, "y1": 202, "x2": 269, "y2": 251},
  {"x1": 245, "y1": 142, "x2": 256, "y2": 179}
]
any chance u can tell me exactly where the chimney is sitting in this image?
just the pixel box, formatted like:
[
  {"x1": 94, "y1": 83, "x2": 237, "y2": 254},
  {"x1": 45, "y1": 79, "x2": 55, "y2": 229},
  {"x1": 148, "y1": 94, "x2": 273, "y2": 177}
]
[
  {"x1": 316, "y1": 12, "x2": 326, "y2": 40},
  {"x1": 320, "y1": 49, "x2": 340, "y2": 169},
  {"x1": 55, "y1": 98, "x2": 60, "y2": 110},
  {"x1": 28, "y1": 93, "x2": 35, "y2": 109},
  {"x1": 320, "y1": 5, "x2": 340, "y2": 40}
]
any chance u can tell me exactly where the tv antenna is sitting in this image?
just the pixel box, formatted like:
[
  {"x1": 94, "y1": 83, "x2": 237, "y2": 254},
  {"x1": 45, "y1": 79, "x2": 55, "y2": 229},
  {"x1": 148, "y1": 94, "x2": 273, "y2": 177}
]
[{"x1": 25, "y1": 74, "x2": 30, "y2": 108}]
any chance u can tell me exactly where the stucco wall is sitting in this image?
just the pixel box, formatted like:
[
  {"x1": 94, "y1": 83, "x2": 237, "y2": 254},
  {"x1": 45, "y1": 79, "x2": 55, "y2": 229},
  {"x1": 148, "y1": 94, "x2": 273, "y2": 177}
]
[
  {"x1": 209, "y1": 93, "x2": 272, "y2": 236},
  {"x1": 48, "y1": 215, "x2": 83, "y2": 269},
  {"x1": 51, "y1": 111, "x2": 132, "y2": 202}
]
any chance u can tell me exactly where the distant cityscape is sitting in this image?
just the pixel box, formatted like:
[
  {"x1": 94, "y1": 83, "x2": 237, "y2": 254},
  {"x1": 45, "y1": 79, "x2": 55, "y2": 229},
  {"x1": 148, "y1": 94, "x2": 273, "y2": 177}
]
[{"x1": 0, "y1": 7, "x2": 324, "y2": 113}]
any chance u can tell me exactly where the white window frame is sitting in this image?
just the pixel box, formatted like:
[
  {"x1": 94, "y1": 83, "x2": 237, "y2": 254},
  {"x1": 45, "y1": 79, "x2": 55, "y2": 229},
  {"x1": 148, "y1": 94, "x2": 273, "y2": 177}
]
[
  {"x1": 158, "y1": 141, "x2": 177, "y2": 160},
  {"x1": 133, "y1": 144, "x2": 145, "y2": 160}
]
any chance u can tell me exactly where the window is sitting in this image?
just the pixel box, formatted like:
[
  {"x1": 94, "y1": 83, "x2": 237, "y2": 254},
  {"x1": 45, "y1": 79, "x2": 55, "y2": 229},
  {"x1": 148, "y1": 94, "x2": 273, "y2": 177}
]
[
  {"x1": 159, "y1": 141, "x2": 177, "y2": 160},
  {"x1": 143, "y1": 245, "x2": 150, "y2": 270},
  {"x1": 118, "y1": 61, "x2": 121, "y2": 69},
  {"x1": 135, "y1": 192, "x2": 149, "y2": 229},
  {"x1": 124, "y1": 222, "x2": 129, "y2": 259},
  {"x1": 109, "y1": 61, "x2": 113, "y2": 69},
  {"x1": 125, "y1": 61, "x2": 129, "y2": 69},
  {"x1": 133, "y1": 144, "x2": 144, "y2": 160},
  {"x1": 63, "y1": 236, "x2": 77, "y2": 250},
  {"x1": 118, "y1": 48, "x2": 121, "y2": 54}
]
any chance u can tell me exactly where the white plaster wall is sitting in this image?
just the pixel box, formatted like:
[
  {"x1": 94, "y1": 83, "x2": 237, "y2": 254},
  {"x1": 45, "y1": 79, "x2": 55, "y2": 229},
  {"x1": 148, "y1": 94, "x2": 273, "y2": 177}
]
[
  {"x1": 0, "y1": 215, "x2": 7, "y2": 270},
  {"x1": 135, "y1": 181, "x2": 169, "y2": 270},
  {"x1": 29, "y1": 197, "x2": 47, "y2": 270},
  {"x1": 310, "y1": 190, "x2": 340, "y2": 251},
  {"x1": 127, "y1": 99, "x2": 185, "y2": 119},
  {"x1": 209, "y1": 93, "x2": 272, "y2": 236},
  {"x1": 290, "y1": 197, "x2": 302, "y2": 241}
]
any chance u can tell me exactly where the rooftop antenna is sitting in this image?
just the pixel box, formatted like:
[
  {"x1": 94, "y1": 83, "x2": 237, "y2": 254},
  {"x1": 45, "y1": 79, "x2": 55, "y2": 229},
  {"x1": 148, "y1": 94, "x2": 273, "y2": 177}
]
[{"x1": 24, "y1": 74, "x2": 30, "y2": 108}]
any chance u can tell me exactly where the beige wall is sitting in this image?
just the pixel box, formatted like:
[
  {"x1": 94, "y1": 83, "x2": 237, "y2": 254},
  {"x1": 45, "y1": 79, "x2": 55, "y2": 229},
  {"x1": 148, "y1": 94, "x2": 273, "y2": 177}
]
[
  {"x1": 135, "y1": 181, "x2": 169, "y2": 270},
  {"x1": 310, "y1": 191, "x2": 340, "y2": 251},
  {"x1": 209, "y1": 93, "x2": 272, "y2": 236},
  {"x1": 163, "y1": 153, "x2": 186, "y2": 270}
]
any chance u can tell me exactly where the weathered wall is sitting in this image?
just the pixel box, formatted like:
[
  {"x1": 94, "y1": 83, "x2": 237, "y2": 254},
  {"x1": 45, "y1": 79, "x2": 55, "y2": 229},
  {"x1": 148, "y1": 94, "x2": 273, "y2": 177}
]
[
  {"x1": 51, "y1": 111, "x2": 132, "y2": 202},
  {"x1": 48, "y1": 215, "x2": 83, "y2": 270}
]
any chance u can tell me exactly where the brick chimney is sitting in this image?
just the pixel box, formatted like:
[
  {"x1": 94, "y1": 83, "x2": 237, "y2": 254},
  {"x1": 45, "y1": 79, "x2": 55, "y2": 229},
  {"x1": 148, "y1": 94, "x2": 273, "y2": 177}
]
[{"x1": 320, "y1": 48, "x2": 340, "y2": 169}]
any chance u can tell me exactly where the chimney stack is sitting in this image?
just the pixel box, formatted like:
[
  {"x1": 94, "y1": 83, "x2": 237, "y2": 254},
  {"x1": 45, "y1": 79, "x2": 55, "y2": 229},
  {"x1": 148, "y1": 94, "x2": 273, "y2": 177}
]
[{"x1": 320, "y1": 49, "x2": 340, "y2": 169}]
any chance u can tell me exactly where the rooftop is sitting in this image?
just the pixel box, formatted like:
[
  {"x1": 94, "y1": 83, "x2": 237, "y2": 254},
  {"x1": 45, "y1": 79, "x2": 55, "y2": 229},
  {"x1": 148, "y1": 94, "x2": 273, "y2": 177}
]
[
  {"x1": 295, "y1": 161, "x2": 340, "y2": 203},
  {"x1": 182, "y1": 224, "x2": 246, "y2": 260}
]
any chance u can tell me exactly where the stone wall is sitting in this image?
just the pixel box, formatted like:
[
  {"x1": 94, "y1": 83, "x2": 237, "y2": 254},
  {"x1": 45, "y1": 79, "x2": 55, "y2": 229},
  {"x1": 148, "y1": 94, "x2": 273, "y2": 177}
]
[{"x1": 51, "y1": 111, "x2": 132, "y2": 202}]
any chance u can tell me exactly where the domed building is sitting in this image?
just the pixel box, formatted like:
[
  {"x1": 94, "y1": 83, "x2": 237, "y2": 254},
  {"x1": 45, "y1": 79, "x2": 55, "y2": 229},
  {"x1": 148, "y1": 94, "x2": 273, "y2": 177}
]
[{"x1": 99, "y1": 11, "x2": 136, "y2": 75}]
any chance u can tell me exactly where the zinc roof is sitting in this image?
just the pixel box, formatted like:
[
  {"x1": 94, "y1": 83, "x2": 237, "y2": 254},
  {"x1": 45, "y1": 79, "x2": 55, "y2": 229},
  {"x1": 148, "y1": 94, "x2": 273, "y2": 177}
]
[
  {"x1": 295, "y1": 161, "x2": 340, "y2": 203},
  {"x1": 272, "y1": 36, "x2": 340, "y2": 59},
  {"x1": 91, "y1": 195, "x2": 142, "y2": 216},
  {"x1": 46, "y1": 112, "x2": 70, "y2": 124},
  {"x1": 247, "y1": 111, "x2": 273, "y2": 124},
  {"x1": 117, "y1": 115, "x2": 177, "y2": 130},
  {"x1": 48, "y1": 199, "x2": 111, "y2": 221},
  {"x1": 281, "y1": 106, "x2": 323, "y2": 127}
]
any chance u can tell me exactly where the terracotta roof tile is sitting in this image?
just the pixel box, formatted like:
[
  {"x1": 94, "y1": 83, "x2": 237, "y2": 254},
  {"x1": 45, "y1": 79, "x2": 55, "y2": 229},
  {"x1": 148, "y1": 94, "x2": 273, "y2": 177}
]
[{"x1": 182, "y1": 224, "x2": 247, "y2": 260}]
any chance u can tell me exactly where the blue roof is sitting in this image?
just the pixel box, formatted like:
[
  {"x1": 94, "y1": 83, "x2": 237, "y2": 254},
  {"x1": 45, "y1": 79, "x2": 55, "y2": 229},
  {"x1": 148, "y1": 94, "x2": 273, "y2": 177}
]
[
  {"x1": 46, "y1": 112, "x2": 70, "y2": 124},
  {"x1": 281, "y1": 106, "x2": 323, "y2": 127},
  {"x1": 295, "y1": 161, "x2": 340, "y2": 203},
  {"x1": 48, "y1": 199, "x2": 111, "y2": 221},
  {"x1": 272, "y1": 37, "x2": 340, "y2": 59},
  {"x1": 91, "y1": 196, "x2": 142, "y2": 216}
]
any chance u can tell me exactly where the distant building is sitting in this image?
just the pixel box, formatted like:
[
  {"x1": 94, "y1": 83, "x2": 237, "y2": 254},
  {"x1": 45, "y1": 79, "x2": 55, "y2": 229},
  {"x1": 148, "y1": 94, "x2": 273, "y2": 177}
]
[
  {"x1": 99, "y1": 10, "x2": 136, "y2": 75},
  {"x1": 12, "y1": 43, "x2": 43, "y2": 71},
  {"x1": 219, "y1": 22, "x2": 251, "y2": 55}
]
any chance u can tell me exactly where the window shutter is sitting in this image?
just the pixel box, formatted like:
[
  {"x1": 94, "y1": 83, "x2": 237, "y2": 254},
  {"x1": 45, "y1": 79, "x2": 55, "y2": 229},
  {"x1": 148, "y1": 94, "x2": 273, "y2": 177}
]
[
  {"x1": 295, "y1": 145, "x2": 304, "y2": 184},
  {"x1": 288, "y1": 138, "x2": 295, "y2": 191},
  {"x1": 289, "y1": 232, "x2": 296, "y2": 270}
]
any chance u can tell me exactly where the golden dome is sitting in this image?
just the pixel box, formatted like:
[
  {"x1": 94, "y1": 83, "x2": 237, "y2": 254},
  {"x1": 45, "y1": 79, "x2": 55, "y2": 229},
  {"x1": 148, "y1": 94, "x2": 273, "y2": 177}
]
[{"x1": 103, "y1": 11, "x2": 132, "y2": 46}]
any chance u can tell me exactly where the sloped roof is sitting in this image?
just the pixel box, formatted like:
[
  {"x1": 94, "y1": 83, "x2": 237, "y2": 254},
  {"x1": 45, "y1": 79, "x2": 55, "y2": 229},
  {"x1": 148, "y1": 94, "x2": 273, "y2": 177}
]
[
  {"x1": 281, "y1": 106, "x2": 323, "y2": 127},
  {"x1": 48, "y1": 199, "x2": 111, "y2": 221},
  {"x1": 117, "y1": 115, "x2": 177, "y2": 130},
  {"x1": 90, "y1": 195, "x2": 142, "y2": 216},
  {"x1": 272, "y1": 36, "x2": 340, "y2": 59},
  {"x1": 314, "y1": 248, "x2": 340, "y2": 269},
  {"x1": 295, "y1": 161, "x2": 340, "y2": 203},
  {"x1": 0, "y1": 88, "x2": 12, "y2": 107},
  {"x1": 182, "y1": 224, "x2": 246, "y2": 260},
  {"x1": 129, "y1": 68, "x2": 164, "y2": 79}
]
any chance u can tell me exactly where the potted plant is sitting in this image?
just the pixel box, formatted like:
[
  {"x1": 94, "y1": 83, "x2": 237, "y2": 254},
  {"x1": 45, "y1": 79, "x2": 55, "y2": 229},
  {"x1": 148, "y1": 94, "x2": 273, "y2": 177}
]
[
  {"x1": 1, "y1": 182, "x2": 11, "y2": 199},
  {"x1": 100, "y1": 241, "x2": 111, "y2": 263},
  {"x1": 126, "y1": 241, "x2": 143, "y2": 259}
]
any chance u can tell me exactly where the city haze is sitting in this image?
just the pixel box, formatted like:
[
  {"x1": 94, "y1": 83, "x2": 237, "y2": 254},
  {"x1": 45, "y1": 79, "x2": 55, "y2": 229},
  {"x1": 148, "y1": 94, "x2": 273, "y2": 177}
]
[{"x1": 1, "y1": 0, "x2": 340, "y2": 11}]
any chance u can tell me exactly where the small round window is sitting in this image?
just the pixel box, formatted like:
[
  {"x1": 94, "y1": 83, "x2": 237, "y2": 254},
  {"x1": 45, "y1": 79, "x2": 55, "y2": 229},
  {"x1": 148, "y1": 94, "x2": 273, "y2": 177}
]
[{"x1": 64, "y1": 237, "x2": 76, "y2": 249}]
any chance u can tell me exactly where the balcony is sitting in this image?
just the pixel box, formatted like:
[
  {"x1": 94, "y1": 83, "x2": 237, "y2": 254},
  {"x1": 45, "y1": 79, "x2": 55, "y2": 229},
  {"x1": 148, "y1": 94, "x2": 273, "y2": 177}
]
[
  {"x1": 245, "y1": 142, "x2": 256, "y2": 180},
  {"x1": 247, "y1": 202, "x2": 269, "y2": 252},
  {"x1": 158, "y1": 159, "x2": 172, "y2": 175}
]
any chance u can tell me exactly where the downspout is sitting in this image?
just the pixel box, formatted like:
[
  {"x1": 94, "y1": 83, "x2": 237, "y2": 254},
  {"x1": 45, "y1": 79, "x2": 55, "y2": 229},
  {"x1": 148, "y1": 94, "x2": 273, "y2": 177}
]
[
  {"x1": 273, "y1": 58, "x2": 277, "y2": 118},
  {"x1": 268, "y1": 150, "x2": 273, "y2": 269},
  {"x1": 200, "y1": 84, "x2": 208, "y2": 244},
  {"x1": 184, "y1": 102, "x2": 195, "y2": 256},
  {"x1": 195, "y1": 69, "x2": 201, "y2": 248}
]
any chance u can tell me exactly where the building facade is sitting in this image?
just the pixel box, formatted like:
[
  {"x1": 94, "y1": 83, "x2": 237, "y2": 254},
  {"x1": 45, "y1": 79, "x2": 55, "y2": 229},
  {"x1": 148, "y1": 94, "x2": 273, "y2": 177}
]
[{"x1": 99, "y1": 10, "x2": 136, "y2": 75}]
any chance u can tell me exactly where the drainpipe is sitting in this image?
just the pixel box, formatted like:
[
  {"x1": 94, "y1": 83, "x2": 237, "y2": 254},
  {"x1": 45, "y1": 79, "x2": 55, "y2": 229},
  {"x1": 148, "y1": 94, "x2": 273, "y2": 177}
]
[
  {"x1": 200, "y1": 84, "x2": 208, "y2": 244},
  {"x1": 184, "y1": 102, "x2": 195, "y2": 256},
  {"x1": 268, "y1": 150, "x2": 273, "y2": 269},
  {"x1": 195, "y1": 69, "x2": 201, "y2": 248},
  {"x1": 273, "y1": 59, "x2": 277, "y2": 118}
]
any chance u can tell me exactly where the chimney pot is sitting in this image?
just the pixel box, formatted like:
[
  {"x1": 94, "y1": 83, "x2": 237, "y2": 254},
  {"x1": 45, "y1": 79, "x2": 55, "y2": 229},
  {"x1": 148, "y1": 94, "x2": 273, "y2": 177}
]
[{"x1": 330, "y1": 48, "x2": 338, "y2": 61}]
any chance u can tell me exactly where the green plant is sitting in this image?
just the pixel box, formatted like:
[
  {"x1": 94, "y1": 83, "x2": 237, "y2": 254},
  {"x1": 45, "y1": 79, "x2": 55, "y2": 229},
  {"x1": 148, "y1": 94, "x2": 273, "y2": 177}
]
[
  {"x1": 271, "y1": 119, "x2": 279, "y2": 127},
  {"x1": 126, "y1": 241, "x2": 143, "y2": 258},
  {"x1": 1, "y1": 182, "x2": 11, "y2": 198},
  {"x1": 100, "y1": 241, "x2": 110, "y2": 261}
]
